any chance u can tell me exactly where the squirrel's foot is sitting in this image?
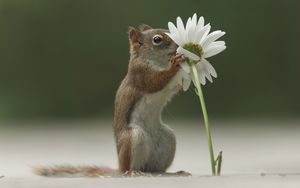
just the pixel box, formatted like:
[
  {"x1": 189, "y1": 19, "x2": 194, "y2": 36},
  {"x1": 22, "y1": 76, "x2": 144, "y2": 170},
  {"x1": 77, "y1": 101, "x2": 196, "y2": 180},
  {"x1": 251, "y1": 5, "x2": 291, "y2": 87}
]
[
  {"x1": 175, "y1": 170, "x2": 192, "y2": 176},
  {"x1": 123, "y1": 170, "x2": 146, "y2": 177}
]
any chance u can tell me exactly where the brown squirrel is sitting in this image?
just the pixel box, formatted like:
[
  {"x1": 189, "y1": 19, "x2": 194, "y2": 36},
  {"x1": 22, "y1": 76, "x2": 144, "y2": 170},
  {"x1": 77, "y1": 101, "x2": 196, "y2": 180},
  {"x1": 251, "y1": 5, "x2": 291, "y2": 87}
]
[{"x1": 34, "y1": 24, "x2": 189, "y2": 177}]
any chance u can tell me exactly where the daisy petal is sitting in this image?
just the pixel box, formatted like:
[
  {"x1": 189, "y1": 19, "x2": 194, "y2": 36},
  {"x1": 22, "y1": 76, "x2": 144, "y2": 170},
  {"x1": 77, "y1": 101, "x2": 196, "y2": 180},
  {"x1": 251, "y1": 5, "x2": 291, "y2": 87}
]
[
  {"x1": 187, "y1": 29, "x2": 194, "y2": 43},
  {"x1": 166, "y1": 32, "x2": 182, "y2": 47},
  {"x1": 204, "y1": 45, "x2": 226, "y2": 58},
  {"x1": 194, "y1": 57, "x2": 216, "y2": 85},
  {"x1": 191, "y1": 14, "x2": 198, "y2": 36},
  {"x1": 179, "y1": 69, "x2": 190, "y2": 79},
  {"x1": 176, "y1": 17, "x2": 186, "y2": 41},
  {"x1": 199, "y1": 72, "x2": 206, "y2": 85},
  {"x1": 177, "y1": 46, "x2": 200, "y2": 61},
  {"x1": 206, "y1": 41, "x2": 225, "y2": 49},
  {"x1": 167, "y1": 22, "x2": 177, "y2": 35},
  {"x1": 182, "y1": 78, "x2": 191, "y2": 91},
  {"x1": 192, "y1": 13, "x2": 197, "y2": 24},
  {"x1": 203, "y1": 59, "x2": 217, "y2": 78},
  {"x1": 201, "y1": 31, "x2": 225, "y2": 49},
  {"x1": 186, "y1": 17, "x2": 192, "y2": 30},
  {"x1": 167, "y1": 22, "x2": 183, "y2": 46},
  {"x1": 180, "y1": 61, "x2": 191, "y2": 73},
  {"x1": 202, "y1": 64, "x2": 213, "y2": 83},
  {"x1": 196, "y1": 24, "x2": 211, "y2": 44},
  {"x1": 197, "y1": 16, "x2": 204, "y2": 28},
  {"x1": 204, "y1": 44, "x2": 226, "y2": 54},
  {"x1": 199, "y1": 24, "x2": 211, "y2": 44},
  {"x1": 185, "y1": 17, "x2": 192, "y2": 41},
  {"x1": 187, "y1": 14, "x2": 197, "y2": 42},
  {"x1": 181, "y1": 70, "x2": 191, "y2": 79},
  {"x1": 203, "y1": 69, "x2": 213, "y2": 83},
  {"x1": 194, "y1": 62, "x2": 207, "y2": 85}
]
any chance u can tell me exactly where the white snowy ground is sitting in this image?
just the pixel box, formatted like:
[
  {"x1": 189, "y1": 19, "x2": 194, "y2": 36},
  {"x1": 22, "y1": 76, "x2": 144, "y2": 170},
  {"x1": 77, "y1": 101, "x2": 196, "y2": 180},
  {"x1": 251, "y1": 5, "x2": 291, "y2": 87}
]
[{"x1": 0, "y1": 119, "x2": 300, "y2": 188}]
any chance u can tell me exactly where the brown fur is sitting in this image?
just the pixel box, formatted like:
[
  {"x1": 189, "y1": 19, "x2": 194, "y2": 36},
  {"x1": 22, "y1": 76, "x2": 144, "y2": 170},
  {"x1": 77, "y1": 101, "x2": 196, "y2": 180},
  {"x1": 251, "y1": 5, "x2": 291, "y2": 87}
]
[
  {"x1": 34, "y1": 24, "x2": 183, "y2": 177},
  {"x1": 117, "y1": 129, "x2": 132, "y2": 172},
  {"x1": 139, "y1": 24, "x2": 152, "y2": 32},
  {"x1": 128, "y1": 57, "x2": 180, "y2": 93},
  {"x1": 113, "y1": 26, "x2": 180, "y2": 173},
  {"x1": 113, "y1": 62, "x2": 179, "y2": 172}
]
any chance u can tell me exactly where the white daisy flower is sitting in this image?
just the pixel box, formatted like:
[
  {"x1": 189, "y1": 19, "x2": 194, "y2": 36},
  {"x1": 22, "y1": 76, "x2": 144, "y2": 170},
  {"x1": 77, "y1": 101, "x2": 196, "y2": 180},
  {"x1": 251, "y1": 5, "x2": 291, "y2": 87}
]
[
  {"x1": 165, "y1": 14, "x2": 226, "y2": 176},
  {"x1": 166, "y1": 13, "x2": 226, "y2": 89}
]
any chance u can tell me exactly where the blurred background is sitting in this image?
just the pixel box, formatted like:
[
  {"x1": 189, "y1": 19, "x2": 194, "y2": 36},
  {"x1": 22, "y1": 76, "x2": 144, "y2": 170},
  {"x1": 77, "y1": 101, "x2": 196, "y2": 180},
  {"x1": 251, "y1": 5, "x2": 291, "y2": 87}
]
[
  {"x1": 1, "y1": 0, "x2": 300, "y2": 180},
  {"x1": 0, "y1": 0, "x2": 299, "y2": 121}
]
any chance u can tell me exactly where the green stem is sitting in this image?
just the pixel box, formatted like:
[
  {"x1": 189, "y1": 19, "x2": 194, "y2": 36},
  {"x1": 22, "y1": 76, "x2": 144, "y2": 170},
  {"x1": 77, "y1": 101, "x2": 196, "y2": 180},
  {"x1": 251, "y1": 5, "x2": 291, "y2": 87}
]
[
  {"x1": 190, "y1": 61, "x2": 216, "y2": 176},
  {"x1": 216, "y1": 151, "x2": 223, "y2": 176}
]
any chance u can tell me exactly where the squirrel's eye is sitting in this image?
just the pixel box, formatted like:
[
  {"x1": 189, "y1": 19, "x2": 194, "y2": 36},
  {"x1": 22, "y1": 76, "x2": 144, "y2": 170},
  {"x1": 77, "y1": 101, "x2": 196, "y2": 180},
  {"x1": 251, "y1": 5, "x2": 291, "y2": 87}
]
[{"x1": 152, "y1": 35, "x2": 163, "y2": 45}]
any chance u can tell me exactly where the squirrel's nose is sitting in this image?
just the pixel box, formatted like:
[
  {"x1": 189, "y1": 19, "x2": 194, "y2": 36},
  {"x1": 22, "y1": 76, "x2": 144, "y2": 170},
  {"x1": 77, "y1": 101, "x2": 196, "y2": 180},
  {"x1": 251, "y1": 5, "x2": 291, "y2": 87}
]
[
  {"x1": 170, "y1": 40, "x2": 178, "y2": 49},
  {"x1": 171, "y1": 41, "x2": 178, "y2": 51}
]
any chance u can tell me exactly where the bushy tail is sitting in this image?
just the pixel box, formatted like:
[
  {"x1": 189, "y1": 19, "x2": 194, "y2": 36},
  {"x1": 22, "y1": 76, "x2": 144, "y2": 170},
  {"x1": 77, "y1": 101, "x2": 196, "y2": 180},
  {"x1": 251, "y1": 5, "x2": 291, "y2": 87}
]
[{"x1": 33, "y1": 165, "x2": 119, "y2": 177}]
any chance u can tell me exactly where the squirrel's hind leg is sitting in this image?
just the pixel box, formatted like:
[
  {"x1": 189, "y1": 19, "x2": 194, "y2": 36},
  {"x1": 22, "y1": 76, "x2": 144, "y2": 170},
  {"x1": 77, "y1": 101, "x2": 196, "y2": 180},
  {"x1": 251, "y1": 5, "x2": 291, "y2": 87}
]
[
  {"x1": 143, "y1": 124, "x2": 176, "y2": 172},
  {"x1": 118, "y1": 124, "x2": 151, "y2": 172},
  {"x1": 128, "y1": 125, "x2": 152, "y2": 171}
]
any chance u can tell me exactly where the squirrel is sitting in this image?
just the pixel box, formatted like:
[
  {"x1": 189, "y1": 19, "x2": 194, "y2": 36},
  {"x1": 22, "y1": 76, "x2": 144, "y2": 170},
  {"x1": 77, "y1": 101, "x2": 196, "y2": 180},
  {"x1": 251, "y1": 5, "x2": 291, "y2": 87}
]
[{"x1": 34, "y1": 24, "x2": 189, "y2": 177}]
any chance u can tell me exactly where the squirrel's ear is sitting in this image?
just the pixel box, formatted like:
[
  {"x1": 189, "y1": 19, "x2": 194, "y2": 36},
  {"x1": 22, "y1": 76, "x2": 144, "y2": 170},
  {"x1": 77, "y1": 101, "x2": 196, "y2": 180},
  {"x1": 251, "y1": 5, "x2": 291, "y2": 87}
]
[
  {"x1": 139, "y1": 24, "x2": 152, "y2": 32},
  {"x1": 128, "y1": 27, "x2": 143, "y2": 46}
]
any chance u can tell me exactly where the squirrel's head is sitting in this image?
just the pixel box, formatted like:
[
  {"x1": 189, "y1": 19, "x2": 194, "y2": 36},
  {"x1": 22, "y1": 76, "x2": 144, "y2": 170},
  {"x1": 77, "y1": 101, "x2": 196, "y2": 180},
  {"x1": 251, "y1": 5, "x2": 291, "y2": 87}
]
[{"x1": 128, "y1": 24, "x2": 178, "y2": 71}]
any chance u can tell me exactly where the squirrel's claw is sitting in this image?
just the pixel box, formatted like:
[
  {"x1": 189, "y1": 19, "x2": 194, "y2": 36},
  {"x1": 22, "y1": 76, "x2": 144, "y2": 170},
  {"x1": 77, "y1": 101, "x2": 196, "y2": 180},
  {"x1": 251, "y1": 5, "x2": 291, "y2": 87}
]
[
  {"x1": 175, "y1": 170, "x2": 192, "y2": 176},
  {"x1": 171, "y1": 54, "x2": 185, "y2": 67},
  {"x1": 123, "y1": 170, "x2": 146, "y2": 177}
]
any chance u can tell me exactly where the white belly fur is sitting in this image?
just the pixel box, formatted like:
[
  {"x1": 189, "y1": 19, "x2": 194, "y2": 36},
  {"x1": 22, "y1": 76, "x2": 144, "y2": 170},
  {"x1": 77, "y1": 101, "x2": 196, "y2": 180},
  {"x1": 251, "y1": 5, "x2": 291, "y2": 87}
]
[
  {"x1": 129, "y1": 73, "x2": 182, "y2": 170},
  {"x1": 130, "y1": 72, "x2": 183, "y2": 129}
]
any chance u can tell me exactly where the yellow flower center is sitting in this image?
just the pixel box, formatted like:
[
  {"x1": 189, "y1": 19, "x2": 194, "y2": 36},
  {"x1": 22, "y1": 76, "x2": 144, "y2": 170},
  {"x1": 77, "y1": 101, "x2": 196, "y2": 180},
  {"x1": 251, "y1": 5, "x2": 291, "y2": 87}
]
[{"x1": 183, "y1": 43, "x2": 204, "y2": 63}]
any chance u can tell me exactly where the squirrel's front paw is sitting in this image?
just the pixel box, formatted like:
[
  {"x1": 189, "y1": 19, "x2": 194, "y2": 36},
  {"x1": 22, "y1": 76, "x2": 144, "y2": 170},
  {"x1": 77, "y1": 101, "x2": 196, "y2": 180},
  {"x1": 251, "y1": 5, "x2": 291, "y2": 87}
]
[{"x1": 171, "y1": 54, "x2": 186, "y2": 68}]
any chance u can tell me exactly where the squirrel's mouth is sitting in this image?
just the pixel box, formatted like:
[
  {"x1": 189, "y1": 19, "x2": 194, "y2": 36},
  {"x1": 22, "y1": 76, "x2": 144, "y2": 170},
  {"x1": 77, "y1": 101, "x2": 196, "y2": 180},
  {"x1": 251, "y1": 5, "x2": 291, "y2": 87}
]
[{"x1": 167, "y1": 52, "x2": 175, "y2": 56}]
